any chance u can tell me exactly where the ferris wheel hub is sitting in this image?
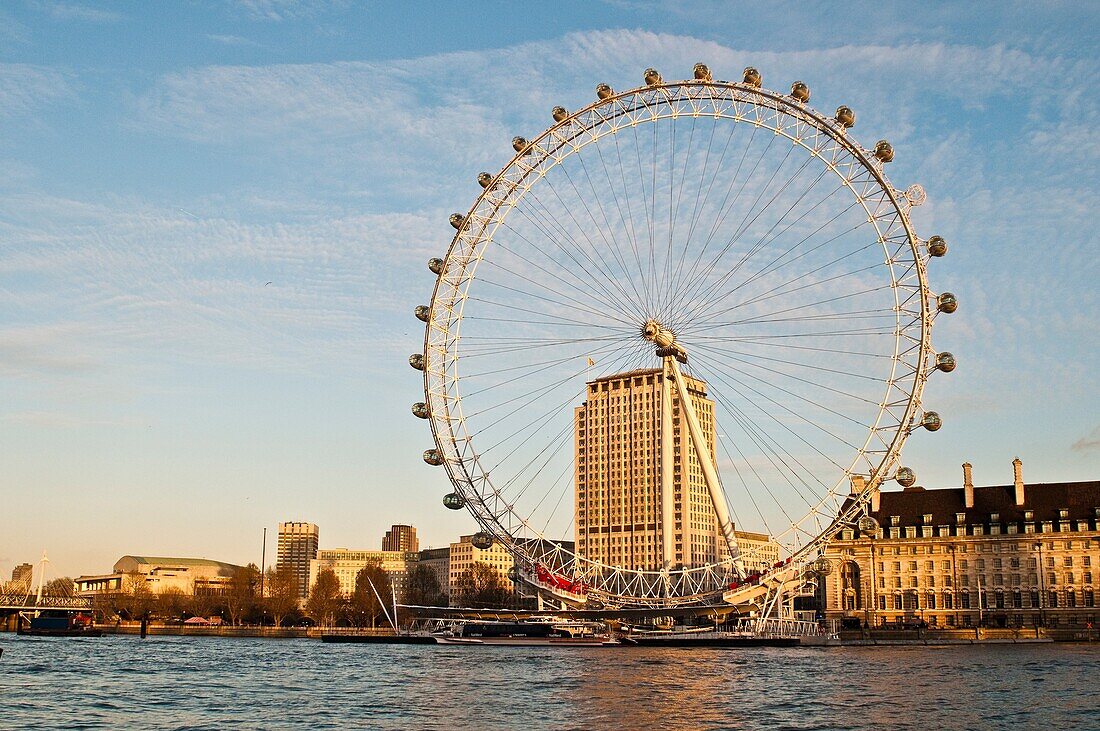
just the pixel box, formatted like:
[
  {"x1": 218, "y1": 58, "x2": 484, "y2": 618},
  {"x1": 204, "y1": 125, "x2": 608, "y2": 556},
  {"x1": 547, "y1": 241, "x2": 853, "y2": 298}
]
[{"x1": 642, "y1": 319, "x2": 687, "y2": 362}]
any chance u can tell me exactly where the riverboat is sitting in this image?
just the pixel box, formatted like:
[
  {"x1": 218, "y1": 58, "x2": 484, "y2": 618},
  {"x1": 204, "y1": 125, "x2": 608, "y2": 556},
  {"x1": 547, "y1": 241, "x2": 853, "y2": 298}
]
[
  {"x1": 430, "y1": 619, "x2": 618, "y2": 646},
  {"x1": 18, "y1": 613, "x2": 102, "y2": 637}
]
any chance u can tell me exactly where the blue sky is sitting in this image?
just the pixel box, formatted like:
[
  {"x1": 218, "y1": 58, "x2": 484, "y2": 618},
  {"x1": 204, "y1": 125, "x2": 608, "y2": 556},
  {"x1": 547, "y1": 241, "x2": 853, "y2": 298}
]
[{"x1": 1, "y1": 1, "x2": 1097, "y2": 581}]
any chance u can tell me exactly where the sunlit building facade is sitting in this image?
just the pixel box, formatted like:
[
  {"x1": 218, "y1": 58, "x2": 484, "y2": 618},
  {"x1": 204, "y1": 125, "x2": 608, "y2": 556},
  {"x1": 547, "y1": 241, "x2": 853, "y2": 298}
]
[
  {"x1": 308, "y1": 549, "x2": 418, "y2": 599},
  {"x1": 382, "y1": 524, "x2": 419, "y2": 553},
  {"x1": 574, "y1": 368, "x2": 723, "y2": 571},
  {"x1": 277, "y1": 521, "x2": 319, "y2": 600},
  {"x1": 821, "y1": 460, "x2": 1100, "y2": 628}
]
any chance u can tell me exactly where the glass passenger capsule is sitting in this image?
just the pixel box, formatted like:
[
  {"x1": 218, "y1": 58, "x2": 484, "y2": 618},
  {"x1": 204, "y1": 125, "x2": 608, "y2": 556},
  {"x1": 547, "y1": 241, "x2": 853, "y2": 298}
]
[
  {"x1": 835, "y1": 106, "x2": 856, "y2": 128},
  {"x1": 428, "y1": 257, "x2": 444, "y2": 275},
  {"x1": 742, "y1": 67, "x2": 761, "y2": 87},
  {"x1": 596, "y1": 83, "x2": 614, "y2": 100},
  {"x1": 927, "y1": 236, "x2": 948, "y2": 257},
  {"x1": 790, "y1": 81, "x2": 810, "y2": 102},
  {"x1": 896, "y1": 466, "x2": 917, "y2": 487},
  {"x1": 874, "y1": 140, "x2": 894, "y2": 163},
  {"x1": 857, "y1": 515, "x2": 879, "y2": 534},
  {"x1": 449, "y1": 213, "x2": 465, "y2": 230},
  {"x1": 512, "y1": 136, "x2": 529, "y2": 153},
  {"x1": 477, "y1": 172, "x2": 493, "y2": 188},
  {"x1": 415, "y1": 305, "x2": 430, "y2": 323},
  {"x1": 693, "y1": 63, "x2": 712, "y2": 81},
  {"x1": 409, "y1": 353, "x2": 424, "y2": 371},
  {"x1": 810, "y1": 557, "x2": 832, "y2": 576},
  {"x1": 921, "y1": 411, "x2": 942, "y2": 431},
  {"x1": 552, "y1": 106, "x2": 568, "y2": 122},
  {"x1": 935, "y1": 352, "x2": 956, "y2": 372},
  {"x1": 644, "y1": 68, "x2": 662, "y2": 86},
  {"x1": 937, "y1": 292, "x2": 958, "y2": 313},
  {"x1": 471, "y1": 532, "x2": 494, "y2": 550},
  {"x1": 423, "y1": 449, "x2": 444, "y2": 466},
  {"x1": 411, "y1": 402, "x2": 430, "y2": 419},
  {"x1": 443, "y1": 492, "x2": 465, "y2": 510}
]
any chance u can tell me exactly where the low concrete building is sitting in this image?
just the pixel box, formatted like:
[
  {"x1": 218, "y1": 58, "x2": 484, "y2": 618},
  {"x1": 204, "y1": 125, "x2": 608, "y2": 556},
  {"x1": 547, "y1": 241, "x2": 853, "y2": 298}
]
[
  {"x1": 75, "y1": 556, "x2": 245, "y2": 596},
  {"x1": 821, "y1": 460, "x2": 1100, "y2": 629}
]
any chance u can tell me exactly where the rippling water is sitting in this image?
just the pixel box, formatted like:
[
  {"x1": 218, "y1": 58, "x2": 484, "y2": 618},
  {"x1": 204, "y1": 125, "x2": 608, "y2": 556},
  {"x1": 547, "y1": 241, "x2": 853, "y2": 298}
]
[{"x1": 2, "y1": 635, "x2": 1098, "y2": 729}]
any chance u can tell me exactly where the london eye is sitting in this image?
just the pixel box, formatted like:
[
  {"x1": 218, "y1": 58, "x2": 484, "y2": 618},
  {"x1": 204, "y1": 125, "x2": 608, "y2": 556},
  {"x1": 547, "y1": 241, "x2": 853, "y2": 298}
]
[{"x1": 410, "y1": 64, "x2": 956, "y2": 609}]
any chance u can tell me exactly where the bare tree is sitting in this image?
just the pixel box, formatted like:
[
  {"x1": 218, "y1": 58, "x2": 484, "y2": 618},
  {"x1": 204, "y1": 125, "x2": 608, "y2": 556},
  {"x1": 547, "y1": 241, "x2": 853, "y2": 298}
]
[
  {"x1": 157, "y1": 587, "x2": 189, "y2": 621},
  {"x1": 44, "y1": 577, "x2": 75, "y2": 597},
  {"x1": 264, "y1": 565, "x2": 299, "y2": 627},
  {"x1": 456, "y1": 562, "x2": 511, "y2": 608},
  {"x1": 350, "y1": 563, "x2": 393, "y2": 628},
  {"x1": 118, "y1": 571, "x2": 156, "y2": 620},
  {"x1": 225, "y1": 564, "x2": 260, "y2": 626},
  {"x1": 405, "y1": 564, "x2": 445, "y2": 607},
  {"x1": 305, "y1": 569, "x2": 341, "y2": 627}
]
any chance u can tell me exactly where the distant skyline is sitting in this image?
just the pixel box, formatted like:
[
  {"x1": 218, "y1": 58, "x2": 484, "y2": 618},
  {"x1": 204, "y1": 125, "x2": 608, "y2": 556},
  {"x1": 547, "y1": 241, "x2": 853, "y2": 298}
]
[{"x1": 2, "y1": 1, "x2": 1097, "y2": 580}]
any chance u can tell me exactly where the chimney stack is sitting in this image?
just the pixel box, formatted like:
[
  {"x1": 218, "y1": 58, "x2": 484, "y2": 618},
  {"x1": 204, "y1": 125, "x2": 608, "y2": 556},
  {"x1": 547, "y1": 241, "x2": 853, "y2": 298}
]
[
  {"x1": 963, "y1": 462, "x2": 974, "y2": 508},
  {"x1": 1013, "y1": 457, "x2": 1025, "y2": 506}
]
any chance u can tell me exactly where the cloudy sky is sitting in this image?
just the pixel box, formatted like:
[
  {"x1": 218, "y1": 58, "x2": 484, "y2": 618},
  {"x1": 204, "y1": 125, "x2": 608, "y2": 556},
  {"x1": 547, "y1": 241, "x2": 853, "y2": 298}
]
[{"x1": 2, "y1": 0, "x2": 1097, "y2": 581}]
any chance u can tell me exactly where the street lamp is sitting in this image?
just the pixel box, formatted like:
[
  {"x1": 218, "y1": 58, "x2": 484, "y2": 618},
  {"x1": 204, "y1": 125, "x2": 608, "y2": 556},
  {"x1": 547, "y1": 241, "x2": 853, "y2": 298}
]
[{"x1": 1033, "y1": 541, "x2": 1046, "y2": 628}]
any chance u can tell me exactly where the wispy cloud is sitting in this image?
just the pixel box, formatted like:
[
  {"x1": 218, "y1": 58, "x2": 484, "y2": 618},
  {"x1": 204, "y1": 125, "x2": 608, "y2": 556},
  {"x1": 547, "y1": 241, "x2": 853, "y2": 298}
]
[
  {"x1": 31, "y1": 1, "x2": 122, "y2": 22},
  {"x1": 230, "y1": 0, "x2": 348, "y2": 22},
  {"x1": 1072, "y1": 426, "x2": 1100, "y2": 453},
  {"x1": 0, "y1": 63, "x2": 73, "y2": 118},
  {"x1": 207, "y1": 33, "x2": 265, "y2": 48}
]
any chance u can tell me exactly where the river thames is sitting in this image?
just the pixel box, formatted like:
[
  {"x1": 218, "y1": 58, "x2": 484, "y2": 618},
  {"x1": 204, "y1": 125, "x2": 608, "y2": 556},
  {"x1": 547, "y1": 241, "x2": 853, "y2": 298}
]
[{"x1": 2, "y1": 635, "x2": 1097, "y2": 729}]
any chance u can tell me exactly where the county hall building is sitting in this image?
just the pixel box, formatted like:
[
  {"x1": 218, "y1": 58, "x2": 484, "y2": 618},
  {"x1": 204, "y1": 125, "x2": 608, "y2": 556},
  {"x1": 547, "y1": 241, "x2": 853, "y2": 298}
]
[{"x1": 821, "y1": 459, "x2": 1100, "y2": 629}]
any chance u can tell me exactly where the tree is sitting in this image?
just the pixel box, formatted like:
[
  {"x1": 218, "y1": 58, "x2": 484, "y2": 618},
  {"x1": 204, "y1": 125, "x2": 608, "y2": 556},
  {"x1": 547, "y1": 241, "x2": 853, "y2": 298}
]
[
  {"x1": 118, "y1": 571, "x2": 156, "y2": 620},
  {"x1": 264, "y1": 565, "x2": 300, "y2": 627},
  {"x1": 350, "y1": 563, "x2": 393, "y2": 628},
  {"x1": 455, "y1": 562, "x2": 511, "y2": 608},
  {"x1": 405, "y1": 564, "x2": 445, "y2": 607},
  {"x1": 225, "y1": 564, "x2": 260, "y2": 626},
  {"x1": 157, "y1": 587, "x2": 189, "y2": 620},
  {"x1": 44, "y1": 577, "x2": 75, "y2": 596},
  {"x1": 305, "y1": 569, "x2": 341, "y2": 627}
]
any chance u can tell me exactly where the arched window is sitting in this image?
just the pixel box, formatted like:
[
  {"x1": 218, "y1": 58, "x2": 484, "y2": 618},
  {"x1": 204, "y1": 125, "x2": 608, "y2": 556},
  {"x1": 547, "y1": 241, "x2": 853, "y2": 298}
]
[{"x1": 841, "y1": 561, "x2": 862, "y2": 610}]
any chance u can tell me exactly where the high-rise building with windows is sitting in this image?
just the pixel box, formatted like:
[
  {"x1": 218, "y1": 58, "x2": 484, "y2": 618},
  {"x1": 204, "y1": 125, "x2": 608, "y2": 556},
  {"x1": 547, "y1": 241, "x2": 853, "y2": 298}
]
[
  {"x1": 277, "y1": 522, "x2": 319, "y2": 599},
  {"x1": 382, "y1": 524, "x2": 419, "y2": 553},
  {"x1": 574, "y1": 368, "x2": 722, "y2": 571},
  {"x1": 9, "y1": 563, "x2": 33, "y2": 593}
]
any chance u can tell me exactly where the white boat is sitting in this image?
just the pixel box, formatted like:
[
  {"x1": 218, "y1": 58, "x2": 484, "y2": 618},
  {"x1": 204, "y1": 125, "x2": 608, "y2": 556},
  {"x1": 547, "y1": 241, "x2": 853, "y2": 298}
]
[{"x1": 430, "y1": 619, "x2": 618, "y2": 646}]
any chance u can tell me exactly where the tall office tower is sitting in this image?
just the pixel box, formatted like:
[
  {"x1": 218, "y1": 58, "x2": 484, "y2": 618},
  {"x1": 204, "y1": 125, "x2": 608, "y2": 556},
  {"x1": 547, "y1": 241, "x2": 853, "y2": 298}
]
[
  {"x1": 277, "y1": 522, "x2": 319, "y2": 598},
  {"x1": 10, "y1": 563, "x2": 33, "y2": 593},
  {"x1": 574, "y1": 368, "x2": 721, "y2": 571},
  {"x1": 382, "y1": 524, "x2": 419, "y2": 553}
]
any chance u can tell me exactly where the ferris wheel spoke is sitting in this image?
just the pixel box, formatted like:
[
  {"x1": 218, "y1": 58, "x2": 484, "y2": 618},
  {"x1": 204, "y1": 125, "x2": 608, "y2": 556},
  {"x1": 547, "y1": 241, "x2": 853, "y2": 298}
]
[
  {"x1": 692, "y1": 358, "x2": 858, "y2": 473},
  {"x1": 690, "y1": 284, "x2": 897, "y2": 331},
  {"x1": 475, "y1": 269, "x2": 633, "y2": 328},
  {"x1": 673, "y1": 148, "x2": 826, "y2": 324},
  {"x1": 694, "y1": 357, "x2": 845, "y2": 500},
  {"x1": 574, "y1": 152, "x2": 652, "y2": 312},
  {"x1": 530, "y1": 167, "x2": 651, "y2": 317},
  {"x1": 691, "y1": 340, "x2": 885, "y2": 409},
  {"x1": 488, "y1": 231, "x2": 642, "y2": 326},
  {"x1": 686, "y1": 242, "x2": 883, "y2": 328},
  {"x1": 604, "y1": 132, "x2": 651, "y2": 306},
  {"x1": 505, "y1": 195, "x2": 644, "y2": 320}
]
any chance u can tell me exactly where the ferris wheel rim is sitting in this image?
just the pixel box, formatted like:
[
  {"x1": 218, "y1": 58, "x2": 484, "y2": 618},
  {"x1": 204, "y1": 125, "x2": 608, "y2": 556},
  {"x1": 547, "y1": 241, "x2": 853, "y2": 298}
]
[{"x1": 420, "y1": 74, "x2": 938, "y2": 606}]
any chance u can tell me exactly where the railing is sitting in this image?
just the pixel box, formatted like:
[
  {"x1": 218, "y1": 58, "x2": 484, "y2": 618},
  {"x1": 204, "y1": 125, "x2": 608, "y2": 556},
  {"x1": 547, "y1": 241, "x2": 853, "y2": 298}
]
[
  {"x1": 734, "y1": 617, "x2": 829, "y2": 638},
  {"x1": 0, "y1": 593, "x2": 93, "y2": 611}
]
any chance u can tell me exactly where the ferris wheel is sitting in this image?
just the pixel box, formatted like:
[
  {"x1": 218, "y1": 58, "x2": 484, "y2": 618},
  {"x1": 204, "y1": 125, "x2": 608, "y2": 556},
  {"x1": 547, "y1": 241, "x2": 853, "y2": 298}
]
[{"x1": 410, "y1": 64, "x2": 956, "y2": 609}]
